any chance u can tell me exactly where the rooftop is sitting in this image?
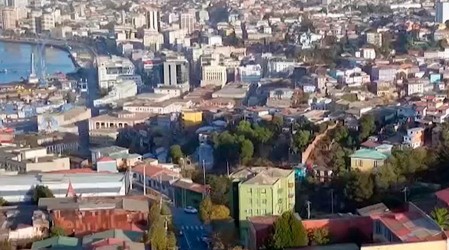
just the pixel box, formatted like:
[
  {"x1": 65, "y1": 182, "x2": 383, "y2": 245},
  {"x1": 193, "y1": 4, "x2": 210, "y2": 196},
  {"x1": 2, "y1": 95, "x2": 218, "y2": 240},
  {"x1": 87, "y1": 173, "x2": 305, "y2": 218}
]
[
  {"x1": 231, "y1": 167, "x2": 293, "y2": 185},
  {"x1": 377, "y1": 203, "x2": 443, "y2": 242},
  {"x1": 350, "y1": 148, "x2": 388, "y2": 160}
]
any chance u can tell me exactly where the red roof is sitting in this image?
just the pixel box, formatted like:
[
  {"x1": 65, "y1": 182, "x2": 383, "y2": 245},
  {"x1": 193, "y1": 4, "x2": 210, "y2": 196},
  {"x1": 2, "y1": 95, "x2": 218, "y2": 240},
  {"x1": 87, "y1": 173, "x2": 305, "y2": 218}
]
[
  {"x1": 436, "y1": 188, "x2": 449, "y2": 206},
  {"x1": 302, "y1": 217, "x2": 373, "y2": 243},
  {"x1": 132, "y1": 164, "x2": 180, "y2": 179},
  {"x1": 98, "y1": 156, "x2": 115, "y2": 162}
]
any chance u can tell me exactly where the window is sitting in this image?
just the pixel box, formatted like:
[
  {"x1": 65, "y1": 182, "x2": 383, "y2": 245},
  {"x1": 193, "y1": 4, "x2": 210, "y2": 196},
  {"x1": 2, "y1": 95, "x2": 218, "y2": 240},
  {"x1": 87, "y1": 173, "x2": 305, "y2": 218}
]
[
  {"x1": 261, "y1": 189, "x2": 266, "y2": 194},
  {"x1": 375, "y1": 220, "x2": 381, "y2": 234},
  {"x1": 248, "y1": 188, "x2": 252, "y2": 193},
  {"x1": 262, "y1": 199, "x2": 267, "y2": 204}
]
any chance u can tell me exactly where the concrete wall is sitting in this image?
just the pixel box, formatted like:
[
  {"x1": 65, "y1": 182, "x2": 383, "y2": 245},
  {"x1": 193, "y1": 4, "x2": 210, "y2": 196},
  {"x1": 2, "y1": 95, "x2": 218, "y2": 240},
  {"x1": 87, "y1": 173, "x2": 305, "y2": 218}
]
[{"x1": 361, "y1": 240, "x2": 447, "y2": 250}]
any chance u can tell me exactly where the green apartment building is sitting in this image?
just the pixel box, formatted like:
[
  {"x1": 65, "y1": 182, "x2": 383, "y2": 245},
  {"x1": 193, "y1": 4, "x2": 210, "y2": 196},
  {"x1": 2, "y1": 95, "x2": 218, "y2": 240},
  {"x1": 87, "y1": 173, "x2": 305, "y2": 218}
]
[{"x1": 230, "y1": 167, "x2": 295, "y2": 247}]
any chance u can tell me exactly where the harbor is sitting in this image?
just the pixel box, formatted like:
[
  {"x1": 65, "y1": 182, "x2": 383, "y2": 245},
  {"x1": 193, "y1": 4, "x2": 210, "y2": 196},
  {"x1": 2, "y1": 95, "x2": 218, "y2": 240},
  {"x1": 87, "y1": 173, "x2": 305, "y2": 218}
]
[{"x1": 0, "y1": 37, "x2": 95, "y2": 84}]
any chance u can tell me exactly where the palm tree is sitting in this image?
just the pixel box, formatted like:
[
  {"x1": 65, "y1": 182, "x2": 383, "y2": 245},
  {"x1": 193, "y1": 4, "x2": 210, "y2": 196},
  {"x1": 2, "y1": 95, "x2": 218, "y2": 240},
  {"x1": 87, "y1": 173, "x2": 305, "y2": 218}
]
[{"x1": 431, "y1": 207, "x2": 449, "y2": 230}]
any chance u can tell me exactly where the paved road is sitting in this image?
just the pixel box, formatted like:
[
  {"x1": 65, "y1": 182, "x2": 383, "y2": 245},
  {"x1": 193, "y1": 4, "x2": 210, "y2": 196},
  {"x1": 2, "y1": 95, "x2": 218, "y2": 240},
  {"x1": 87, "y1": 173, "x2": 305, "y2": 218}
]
[{"x1": 171, "y1": 207, "x2": 211, "y2": 250}]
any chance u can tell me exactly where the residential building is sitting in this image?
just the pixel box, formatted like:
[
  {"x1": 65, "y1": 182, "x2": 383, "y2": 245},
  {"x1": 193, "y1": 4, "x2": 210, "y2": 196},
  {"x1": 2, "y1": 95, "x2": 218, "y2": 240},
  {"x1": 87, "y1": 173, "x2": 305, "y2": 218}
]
[
  {"x1": 212, "y1": 82, "x2": 252, "y2": 99},
  {"x1": 406, "y1": 78, "x2": 426, "y2": 96},
  {"x1": 0, "y1": 145, "x2": 70, "y2": 173},
  {"x1": 266, "y1": 88, "x2": 294, "y2": 108},
  {"x1": 366, "y1": 31, "x2": 383, "y2": 47},
  {"x1": 230, "y1": 167, "x2": 295, "y2": 247},
  {"x1": 40, "y1": 11, "x2": 55, "y2": 31},
  {"x1": 160, "y1": 57, "x2": 190, "y2": 92},
  {"x1": 371, "y1": 66, "x2": 398, "y2": 82},
  {"x1": 436, "y1": 1, "x2": 449, "y2": 24},
  {"x1": 403, "y1": 127, "x2": 425, "y2": 148},
  {"x1": 143, "y1": 30, "x2": 164, "y2": 51},
  {"x1": 180, "y1": 12, "x2": 195, "y2": 33},
  {"x1": 97, "y1": 56, "x2": 135, "y2": 90},
  {"x1": 350, "y1": 148, "x2": 388, "y2": 171},
  {"x1": 0, "y1": 171, "x2": 129, "y2": 203},
  {"x1": 1, "y1": 7, "x2": 17, "y2": 30}
]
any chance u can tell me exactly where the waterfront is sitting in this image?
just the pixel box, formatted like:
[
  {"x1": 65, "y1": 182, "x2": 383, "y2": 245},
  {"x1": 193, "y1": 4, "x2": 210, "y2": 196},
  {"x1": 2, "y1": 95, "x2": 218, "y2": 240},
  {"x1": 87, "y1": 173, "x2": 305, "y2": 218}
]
[{"x1": 0, "y1": 41, "x2": 76, "y2": 84}]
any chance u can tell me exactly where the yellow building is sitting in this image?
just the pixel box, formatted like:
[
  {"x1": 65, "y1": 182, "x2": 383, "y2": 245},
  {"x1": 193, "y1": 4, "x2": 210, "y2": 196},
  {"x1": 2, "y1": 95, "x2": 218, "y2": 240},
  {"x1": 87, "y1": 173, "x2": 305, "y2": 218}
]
[
  {"x1": 350, "y1": 149, "x2": 388, "y2": 171},
  {"x1": 181, "y1": 110, "x2": 203, "y2": 127}
]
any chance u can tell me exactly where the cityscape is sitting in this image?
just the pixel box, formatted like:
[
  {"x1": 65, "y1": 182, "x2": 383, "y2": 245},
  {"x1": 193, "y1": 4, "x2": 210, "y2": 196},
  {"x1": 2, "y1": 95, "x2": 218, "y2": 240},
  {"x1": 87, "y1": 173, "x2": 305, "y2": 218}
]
[{"x1": 2, "y1": 0, "x2": 449, "y2": 249}]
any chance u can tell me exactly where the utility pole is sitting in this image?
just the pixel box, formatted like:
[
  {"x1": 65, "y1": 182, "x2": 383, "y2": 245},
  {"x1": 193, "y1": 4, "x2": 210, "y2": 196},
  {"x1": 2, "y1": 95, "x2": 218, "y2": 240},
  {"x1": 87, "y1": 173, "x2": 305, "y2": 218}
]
[
  {"x1": 226, "y1": 161, "x2": 230, "y2": 177},
  {"x1": 202, "y1": 160, "x2": 206, "y2": 185},
  {"x1": 306, "y1": 201, "x2": 311, "y2": 219},
  {"x1": 143, "y1": 165, "x2": 146, "y2": 195},
  {"x1": 330, "y1": 189, "x2": 334, "y2": 214}
]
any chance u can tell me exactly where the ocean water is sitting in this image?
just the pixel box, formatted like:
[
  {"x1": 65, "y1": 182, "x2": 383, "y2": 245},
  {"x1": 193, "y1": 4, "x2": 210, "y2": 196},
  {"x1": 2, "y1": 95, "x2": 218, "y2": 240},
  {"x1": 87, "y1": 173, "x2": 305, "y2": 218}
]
[{"x1": 0, "y1": 41, "x2": 76, "y2": 83}]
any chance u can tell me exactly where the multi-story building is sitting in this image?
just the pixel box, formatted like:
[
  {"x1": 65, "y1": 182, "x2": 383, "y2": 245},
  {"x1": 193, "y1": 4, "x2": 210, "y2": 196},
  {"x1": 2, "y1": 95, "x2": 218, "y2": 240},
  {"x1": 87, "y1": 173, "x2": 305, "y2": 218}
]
[
  {"x1": 14, "y1": 132, "x2": 79, "y2": 155},
  {"x1": 201, "y1": 64, "x2": 227, "y2": 87},
  {"x1": 138, "y1": 55, "x2": 163, "y2": 86},
  {"x1": 146, "y1": 9, "x2": 160, "y2": 32},
  {"x1": 88, "y1": 111, "x2": 151, "y2": 146},
  {"x1": 230, "y1": 167, "x2": 295, "y2": 247},
  {"x1": 40, "y1": 11, "x2": 54, "y2": 31},
  {"x1": 236, "y1": 64, "x2": 262, "y2": 84},
  {"x1": 366, "y1": 31, "x2": 383, "y2": 47},
  {"x1": 403, "y1": 127, "x2": 425, "y2": 148},
  {"x1": 93, "y1": 79, "x2": 138, "y2": 107},
  {"x1": 1, "y1": 7, "x2": 17, "y2": 30},
  {"x1": 97, "y1": 56, "x2": 135, "y2": 90},
  {"x1": 159, "y1": 57, "x2": 190, "y2": 92},
  {"x1": 143, "y1": 30, "x2": 164, "y2": 51},
  {"x1": 180, "y1": 12, "x2": 195, "y2": 34},
  {"x1": 436, "y1": 1, "x2": 449, "y2": 24},
  {"x1": 0, "y1": 145, "x2": 71, "y2": 173},
  {"x1": 37, "y1": 106, "x2": 91, "y2": 133}
]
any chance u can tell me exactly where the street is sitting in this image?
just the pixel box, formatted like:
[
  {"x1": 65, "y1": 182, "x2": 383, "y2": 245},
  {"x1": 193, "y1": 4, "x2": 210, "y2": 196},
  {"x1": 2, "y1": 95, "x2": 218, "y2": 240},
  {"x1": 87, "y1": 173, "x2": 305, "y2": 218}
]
[{"x1": 171, "y1": 207, "x2": 211, "y2": 250}]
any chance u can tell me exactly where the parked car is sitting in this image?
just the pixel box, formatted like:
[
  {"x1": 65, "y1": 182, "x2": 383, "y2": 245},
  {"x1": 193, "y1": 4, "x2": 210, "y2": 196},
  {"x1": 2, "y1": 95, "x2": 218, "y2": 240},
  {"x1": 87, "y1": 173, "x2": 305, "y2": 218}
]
[{"x1": 184, "y1": 206, "x2": 198, "y2": 214}]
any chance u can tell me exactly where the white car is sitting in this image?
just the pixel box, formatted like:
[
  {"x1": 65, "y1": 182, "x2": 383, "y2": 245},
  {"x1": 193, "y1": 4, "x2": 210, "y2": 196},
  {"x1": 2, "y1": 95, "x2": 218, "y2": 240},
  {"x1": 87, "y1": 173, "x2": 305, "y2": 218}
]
[{"x1": 184, "y1": 206, "x2": 198, "y2": 214}]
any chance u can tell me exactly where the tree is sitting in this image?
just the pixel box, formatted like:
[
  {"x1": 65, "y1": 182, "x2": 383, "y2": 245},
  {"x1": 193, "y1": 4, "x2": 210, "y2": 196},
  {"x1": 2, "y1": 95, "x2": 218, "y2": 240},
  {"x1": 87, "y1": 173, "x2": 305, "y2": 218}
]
[
  {"x1": 167, "y1": 231, "x2": 177, "y2": 250},
  {"x1": 344, "y1": 171, "x2": 374, "y2": 204},
  {"x1": 32, "y1": 185, "x2": 54, "y2": 204},
  {"x1": 149, "y1": 217, "x2": 167, "y2": 250},
  {"x1": 213, "y1": 131, "x2": 240, "y2": 164},
  {"x1": 0, "y1": 197, "x2": 8, "y2": 207},
  {"x1": 50, "y1": 226, "x2": 66, "y2": 236},
  {"x1": 309, "y1": 227, "x2": 330, "y2": 245},
  {"x1": 431, "y1": 207, "x2": 449, "y2": 230},
  {"x1": 169, "y1": 145, "x2": 183, "y2": 164},
  {"x1": 199, "y1": 196, "x2": 213, "y2": 224},
  {"x1": 293, "y1": 130, "x2": 311, "y2": 152},
  {"x1": 271, "y1": 211, "x2": 308, "y2": 249},
  {"x1": 210, "y1": 205, "x2": 230, "y2": 220},
  {"x1": 149, "y1": 203, "x2": 162, "y2": 223},
  {"x1": 240, "y1": 139, "x2": 254, "y2": 164},
  {"x1": 359, "y1": 114, "x2": 376, "y2": 141},
  {"x1": 202, "y1": 175, "x2": 231, "y2": 206}
]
